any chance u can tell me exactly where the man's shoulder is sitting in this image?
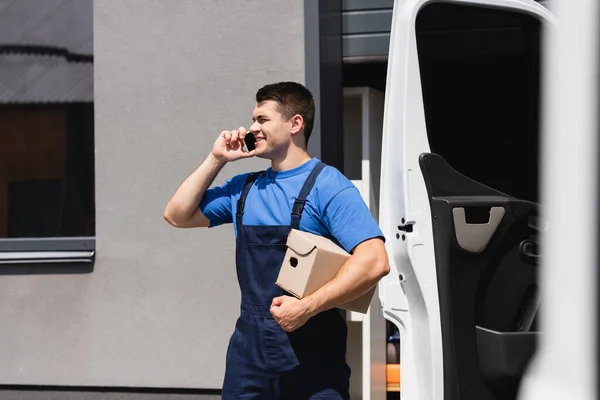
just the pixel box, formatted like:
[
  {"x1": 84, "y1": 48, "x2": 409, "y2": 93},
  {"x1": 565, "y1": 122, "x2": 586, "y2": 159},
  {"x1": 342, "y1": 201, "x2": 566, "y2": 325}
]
[
  {"x1": 316, "y1": 164, "x2": 355, "y2": 192},
  {"x1": 310, "y1": 164, "x2": 359, "y2": 209},
  {"x1": 224, "y1": 170, "x2": 264, "y2": 196}
]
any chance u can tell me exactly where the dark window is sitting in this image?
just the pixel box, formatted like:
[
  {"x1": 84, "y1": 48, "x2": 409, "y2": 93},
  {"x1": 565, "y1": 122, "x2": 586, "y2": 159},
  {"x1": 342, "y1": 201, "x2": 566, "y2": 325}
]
[
  {"x1": 0, "y1": 0, "x2": 94, "y2": 239},
  {"x1": 416, "y1": 3, "x2": 541, "y2": 203}
]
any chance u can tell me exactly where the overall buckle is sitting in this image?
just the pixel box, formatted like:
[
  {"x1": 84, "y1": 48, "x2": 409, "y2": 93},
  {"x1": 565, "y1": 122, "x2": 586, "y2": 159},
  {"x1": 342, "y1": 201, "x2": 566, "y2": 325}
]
[{"x1": 292, "y1": 199, "x2": 306, "y2": 216}]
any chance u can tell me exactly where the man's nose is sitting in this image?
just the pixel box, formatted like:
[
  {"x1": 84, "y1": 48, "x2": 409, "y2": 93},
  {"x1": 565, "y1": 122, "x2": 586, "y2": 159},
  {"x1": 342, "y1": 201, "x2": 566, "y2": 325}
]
[{"x1": 248, "y1": 123, "x2": 260, "y2": 133}]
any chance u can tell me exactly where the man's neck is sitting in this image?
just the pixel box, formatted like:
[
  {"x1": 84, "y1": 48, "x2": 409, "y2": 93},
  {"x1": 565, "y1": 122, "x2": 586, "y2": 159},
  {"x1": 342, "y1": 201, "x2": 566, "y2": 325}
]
[{"x1": 271, "y1": 149, "x2": 312, "y2": 172}]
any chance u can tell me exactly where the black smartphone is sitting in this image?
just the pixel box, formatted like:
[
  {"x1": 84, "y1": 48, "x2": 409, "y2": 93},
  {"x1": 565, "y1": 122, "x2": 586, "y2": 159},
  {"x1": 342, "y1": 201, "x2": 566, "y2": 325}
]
[{"x1": 244, "y1": 132, "x2": 256, "y2": 151}]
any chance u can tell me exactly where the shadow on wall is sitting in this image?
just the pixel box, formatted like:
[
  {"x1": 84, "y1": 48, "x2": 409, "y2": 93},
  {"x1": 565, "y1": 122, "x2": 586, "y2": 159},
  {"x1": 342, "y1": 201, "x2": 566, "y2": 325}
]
[{"x1": 0, "y1": 262, "x2": 94, "y2": 276}]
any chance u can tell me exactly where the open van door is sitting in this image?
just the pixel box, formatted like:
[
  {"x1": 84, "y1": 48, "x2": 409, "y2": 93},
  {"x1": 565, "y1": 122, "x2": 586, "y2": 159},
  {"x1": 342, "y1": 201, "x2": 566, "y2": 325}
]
[{"x1": 378, "y1": 1, "x2": 555, "y2": 399}]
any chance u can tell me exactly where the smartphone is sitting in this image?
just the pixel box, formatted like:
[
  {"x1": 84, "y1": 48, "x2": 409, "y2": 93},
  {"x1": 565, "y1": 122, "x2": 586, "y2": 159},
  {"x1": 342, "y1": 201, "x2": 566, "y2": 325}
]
[{"x1": 244, "y1": 132, "x2": 256, "y2": 152}]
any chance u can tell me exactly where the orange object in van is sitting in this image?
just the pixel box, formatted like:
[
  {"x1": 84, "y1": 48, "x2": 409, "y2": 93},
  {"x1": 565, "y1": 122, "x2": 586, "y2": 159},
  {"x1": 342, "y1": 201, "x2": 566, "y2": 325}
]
[{"x1": 387, "y1": 363, "x2": 401, "y2": 391}]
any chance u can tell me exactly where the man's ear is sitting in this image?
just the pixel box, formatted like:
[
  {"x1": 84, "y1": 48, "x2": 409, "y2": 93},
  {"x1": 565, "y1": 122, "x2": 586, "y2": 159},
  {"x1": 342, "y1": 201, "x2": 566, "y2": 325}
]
[{"x1": 290, "y1": 114, "x2": 304, "y2": 136}]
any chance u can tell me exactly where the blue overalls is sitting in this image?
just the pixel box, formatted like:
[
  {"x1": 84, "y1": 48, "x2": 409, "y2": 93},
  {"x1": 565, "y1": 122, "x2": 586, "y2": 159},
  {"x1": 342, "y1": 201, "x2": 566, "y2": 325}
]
[{"x1": 221, "y1": 162, "x2": 350, "y2": 399}]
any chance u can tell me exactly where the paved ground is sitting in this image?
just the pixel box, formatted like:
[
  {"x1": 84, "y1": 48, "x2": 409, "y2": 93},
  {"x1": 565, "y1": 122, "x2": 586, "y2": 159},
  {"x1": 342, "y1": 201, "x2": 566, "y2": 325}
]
[{"x1": 0, "y1": 391, "x2": 220, "y2": 400}]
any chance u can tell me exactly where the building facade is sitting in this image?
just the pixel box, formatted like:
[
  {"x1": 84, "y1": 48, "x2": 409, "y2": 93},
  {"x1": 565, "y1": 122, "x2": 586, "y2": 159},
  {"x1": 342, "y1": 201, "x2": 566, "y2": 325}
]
[{"x1": 0, "y1": 0, "x2": 550, "y2": 399}]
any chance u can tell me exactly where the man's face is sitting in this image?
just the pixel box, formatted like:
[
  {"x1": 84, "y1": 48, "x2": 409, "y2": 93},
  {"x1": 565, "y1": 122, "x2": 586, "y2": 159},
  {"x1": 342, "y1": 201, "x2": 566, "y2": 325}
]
[{"x1": 249, "y1": 100, "x2": 292, "y2": 159}]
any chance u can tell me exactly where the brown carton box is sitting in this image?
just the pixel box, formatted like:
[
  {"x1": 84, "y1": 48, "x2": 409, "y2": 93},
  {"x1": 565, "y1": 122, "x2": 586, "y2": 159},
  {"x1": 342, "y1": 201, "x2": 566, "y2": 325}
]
[{"x1": 276, "y1": 229, "x2": 376, "y2": 314}]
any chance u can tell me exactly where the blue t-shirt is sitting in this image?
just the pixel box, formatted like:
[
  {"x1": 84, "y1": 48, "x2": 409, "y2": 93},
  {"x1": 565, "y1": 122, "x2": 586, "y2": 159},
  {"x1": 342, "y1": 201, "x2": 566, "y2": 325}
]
[{"x1": 199, "y1": 158, "x2": 384, "y2": 253}]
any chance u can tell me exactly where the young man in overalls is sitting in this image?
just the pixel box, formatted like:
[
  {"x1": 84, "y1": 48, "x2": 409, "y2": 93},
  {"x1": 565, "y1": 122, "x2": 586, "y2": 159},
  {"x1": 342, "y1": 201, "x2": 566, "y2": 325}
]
[{"x1": 164, "y1": 82, "x2": 390, "y2": 399}]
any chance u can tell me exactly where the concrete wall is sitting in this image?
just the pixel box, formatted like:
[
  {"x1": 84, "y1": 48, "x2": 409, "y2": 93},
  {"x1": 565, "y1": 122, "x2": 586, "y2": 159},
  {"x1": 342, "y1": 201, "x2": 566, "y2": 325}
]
[{"x1": 0, "y1": 0, "x2": 304, "y2": 389}]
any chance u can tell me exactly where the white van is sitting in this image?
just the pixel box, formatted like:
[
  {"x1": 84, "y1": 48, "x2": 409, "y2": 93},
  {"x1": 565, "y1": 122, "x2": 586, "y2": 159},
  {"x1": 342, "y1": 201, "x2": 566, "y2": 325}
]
[{"x1": 375, "y1": 0, "x2": 596, "y2": 399}]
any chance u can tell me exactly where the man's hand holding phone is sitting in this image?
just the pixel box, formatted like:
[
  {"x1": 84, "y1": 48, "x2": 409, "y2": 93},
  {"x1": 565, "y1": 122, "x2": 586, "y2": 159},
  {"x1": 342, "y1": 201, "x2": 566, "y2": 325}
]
[{"x1": 212, "y1": 127, "x2": 256, "y2": 163}]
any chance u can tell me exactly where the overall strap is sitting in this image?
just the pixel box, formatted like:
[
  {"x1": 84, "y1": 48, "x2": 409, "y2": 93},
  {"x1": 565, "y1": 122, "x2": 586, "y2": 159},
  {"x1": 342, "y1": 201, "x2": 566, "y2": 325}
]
[
  {"x1": 236, "y1": 171, "x2": 263, "y2": 225},
  {"x1": 290, "y1": 162, "x2": 327, "y2": 229}
]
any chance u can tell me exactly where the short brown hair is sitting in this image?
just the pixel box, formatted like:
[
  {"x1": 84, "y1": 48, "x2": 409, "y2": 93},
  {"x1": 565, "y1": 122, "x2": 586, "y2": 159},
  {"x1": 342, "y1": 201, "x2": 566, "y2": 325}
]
[{"x1": 256, "y1": 82, "x2": 315, "y2": 146}]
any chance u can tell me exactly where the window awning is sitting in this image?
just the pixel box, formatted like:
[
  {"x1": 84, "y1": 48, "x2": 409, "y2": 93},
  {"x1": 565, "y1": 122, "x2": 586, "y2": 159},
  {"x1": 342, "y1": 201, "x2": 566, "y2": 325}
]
[{"x1": 0, "y1": 0, "x2": 93, "y2": 104}]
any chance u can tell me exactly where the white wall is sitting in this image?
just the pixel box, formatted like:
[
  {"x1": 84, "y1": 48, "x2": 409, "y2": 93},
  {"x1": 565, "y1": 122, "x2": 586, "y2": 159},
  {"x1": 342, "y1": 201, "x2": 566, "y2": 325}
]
[{"x1": 0, "y1": 0, "x2": 304, "y2": 389}]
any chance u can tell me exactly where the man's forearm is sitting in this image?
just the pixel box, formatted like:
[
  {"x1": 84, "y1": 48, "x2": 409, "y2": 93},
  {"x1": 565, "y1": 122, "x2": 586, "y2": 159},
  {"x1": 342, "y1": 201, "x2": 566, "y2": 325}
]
[
  {"x1": 300, "y1": 239, "x2": 390, "y2": 316},
  {"x1": 164, "y1": 153, "x2": 225, "y2": 226}
]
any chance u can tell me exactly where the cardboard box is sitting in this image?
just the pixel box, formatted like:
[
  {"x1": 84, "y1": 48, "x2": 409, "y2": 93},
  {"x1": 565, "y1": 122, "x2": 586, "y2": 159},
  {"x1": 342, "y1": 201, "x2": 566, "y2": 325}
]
[{"x1": 276, "y1": 229, "x2": 376, "y2": 314}]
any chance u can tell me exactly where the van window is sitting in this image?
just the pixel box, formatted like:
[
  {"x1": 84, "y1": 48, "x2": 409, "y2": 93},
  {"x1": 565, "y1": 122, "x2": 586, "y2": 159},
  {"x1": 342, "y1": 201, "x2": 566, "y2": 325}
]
[{"x1": 415, "y1": 3, "x2": 541, "y2": 203}]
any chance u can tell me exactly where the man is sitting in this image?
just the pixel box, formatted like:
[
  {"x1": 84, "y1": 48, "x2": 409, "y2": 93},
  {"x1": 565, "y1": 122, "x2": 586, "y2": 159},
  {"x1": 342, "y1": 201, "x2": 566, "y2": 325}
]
[{"x1": 164, "y1": 82, "x2": 390, "y2": 399}]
